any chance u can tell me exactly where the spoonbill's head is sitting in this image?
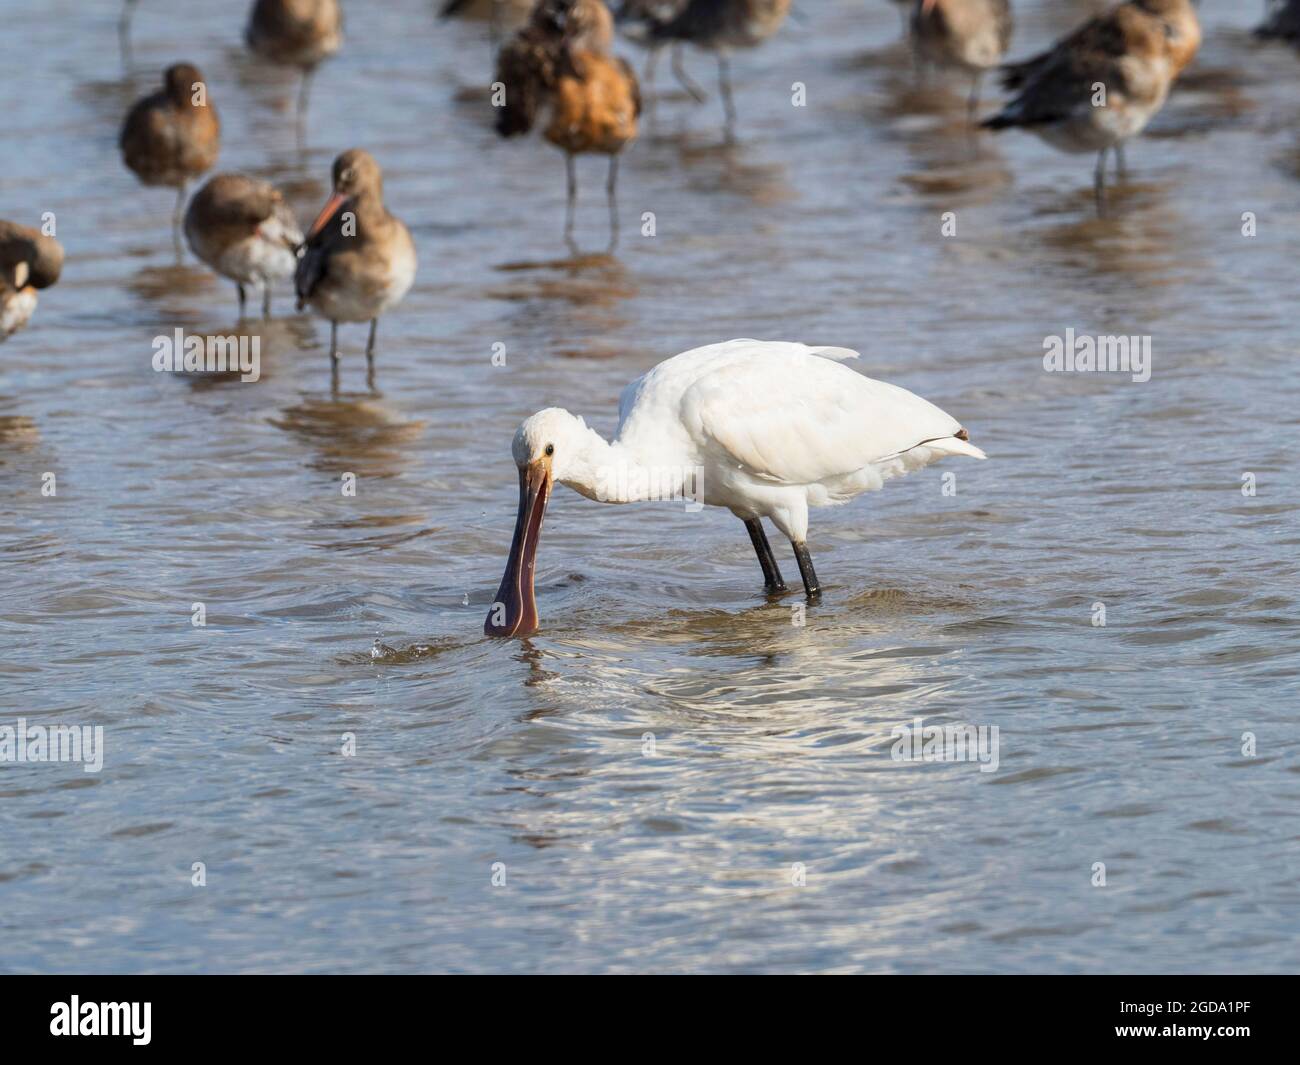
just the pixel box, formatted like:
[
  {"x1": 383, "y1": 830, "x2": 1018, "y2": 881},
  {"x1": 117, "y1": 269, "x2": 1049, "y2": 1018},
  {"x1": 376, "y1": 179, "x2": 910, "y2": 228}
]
[{"x1": 485, "y1": 408, "x2": 592, "y2": 638}]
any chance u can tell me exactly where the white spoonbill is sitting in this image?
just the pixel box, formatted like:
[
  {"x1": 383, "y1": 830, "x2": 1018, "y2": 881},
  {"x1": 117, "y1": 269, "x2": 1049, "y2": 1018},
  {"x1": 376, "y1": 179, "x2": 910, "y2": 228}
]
[{"x1": 484, "y1": 339, "x2": 986, "y2": 637}]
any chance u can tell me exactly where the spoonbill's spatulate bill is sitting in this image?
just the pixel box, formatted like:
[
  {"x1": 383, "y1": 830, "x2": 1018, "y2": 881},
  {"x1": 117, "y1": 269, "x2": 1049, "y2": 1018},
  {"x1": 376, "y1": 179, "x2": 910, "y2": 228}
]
[{"x1": 484, "y1": 339, "x2": 987, "y2": 638}]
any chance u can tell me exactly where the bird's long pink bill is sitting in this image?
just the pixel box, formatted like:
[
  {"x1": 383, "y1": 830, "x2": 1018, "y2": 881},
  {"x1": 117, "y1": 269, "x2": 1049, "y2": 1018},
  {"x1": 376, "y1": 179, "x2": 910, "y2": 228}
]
[
  {"x1": 484, "y1": 462, "x2": 550, "y2": 638},
  {"x1": 306, "y1": 191, "x2": 348, "y2": 240}
]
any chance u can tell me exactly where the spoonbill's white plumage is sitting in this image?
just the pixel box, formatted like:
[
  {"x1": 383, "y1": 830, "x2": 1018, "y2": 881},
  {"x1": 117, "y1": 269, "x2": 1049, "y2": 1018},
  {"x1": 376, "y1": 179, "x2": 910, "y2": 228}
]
[{"x1": 485, "y1": 339, "x2": 986, "y2": 637}]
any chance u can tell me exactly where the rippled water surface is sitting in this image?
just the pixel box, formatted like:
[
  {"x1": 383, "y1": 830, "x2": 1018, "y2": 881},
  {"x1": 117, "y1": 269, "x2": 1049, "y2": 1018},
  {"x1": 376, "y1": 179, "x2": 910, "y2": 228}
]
[{"x1": 1, "y1": 0, "x2": 1298, "y2": 973}]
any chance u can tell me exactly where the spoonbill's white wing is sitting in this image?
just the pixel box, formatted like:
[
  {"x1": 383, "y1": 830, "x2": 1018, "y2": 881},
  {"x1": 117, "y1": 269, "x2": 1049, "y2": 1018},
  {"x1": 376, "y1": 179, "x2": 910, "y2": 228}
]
[
  {"x1": 616, "y1": 339, "x2": 980, "y2": 488},
  {"x1": 615, "y1": 339, "x2": 859, "y2": 435}
]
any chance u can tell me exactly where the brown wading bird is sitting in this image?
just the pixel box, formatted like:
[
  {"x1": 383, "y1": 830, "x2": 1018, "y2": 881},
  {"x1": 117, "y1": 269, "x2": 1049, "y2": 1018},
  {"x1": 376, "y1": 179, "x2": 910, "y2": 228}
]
[
  {"x1": 0, "y1": 221, "x2": 63, "y2": 342},
  {"x1": 981, "y1": 0, "x2": 1200, "y2": 212},
  {"x1": 183, "y1": 174, "x2": 305, "y2": 319},
  {"x1": 119, "y1": 64, "x2": 221, "y2": 251},
  {"x1": 910, "y1": 0, "x2": 1013, "y2": 119},
  {"x1": 495, "y1": 0, "x2": 640, "y2": 251},
  {"x1": 1257, "y1": 0, "x2": 1300, "y2": 45},
  {"x1": 295, "y1": 150, "x2": 417, "y2": 389},
  {"x1": 613, "y1": 1, "x2": 701, "y2": 118},
  {"x1": 245, "y1": 0, "x2": 344, "y2": 144},
  {"x1": 630, "y1": 0, "x2": 791, "y2": 142}
]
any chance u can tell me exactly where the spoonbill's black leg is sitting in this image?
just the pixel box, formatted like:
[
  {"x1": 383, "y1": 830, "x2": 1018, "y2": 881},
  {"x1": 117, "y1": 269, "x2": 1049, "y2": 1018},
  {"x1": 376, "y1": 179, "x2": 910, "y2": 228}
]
[
  {"x1": 644, "y1": 45, "x2": 661, "y2": 126},
  {"x1": 744, "y1": 518, "x2": 786, "y2": 593},
  {"x1": 791, "y1": 540, "x2": 821, "y2": 599}
]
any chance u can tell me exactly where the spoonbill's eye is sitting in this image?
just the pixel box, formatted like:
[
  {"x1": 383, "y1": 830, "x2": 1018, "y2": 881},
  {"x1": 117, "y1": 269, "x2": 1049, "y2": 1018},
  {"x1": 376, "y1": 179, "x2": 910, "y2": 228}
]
[{"x1": 544, "y1": 444, "x2": 555, "y2": 457}]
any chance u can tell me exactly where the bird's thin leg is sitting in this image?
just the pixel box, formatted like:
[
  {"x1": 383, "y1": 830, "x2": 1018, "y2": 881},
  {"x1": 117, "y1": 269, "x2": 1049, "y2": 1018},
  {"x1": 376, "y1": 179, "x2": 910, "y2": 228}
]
[
  {"x1": 967, "y1": 71, "x2": 983, "y2": 122},
  {"x1": 791, "y1": 540, "x2": 821, "y2": 599},
  {"x1": 489, "y1": 0, "x2": 504, "y2": 48},
  {"x1": 236, "y1": 283, "x2": 247, "y2": 319},
  {"x1": 1114, "y1": 142, "x2": 1128, "y2": 179},
  {"x1": 672, "y1": 44, "x2": 706, "y2": 104},
  {"x1": 119, "y1": 0, "x2": 136, "y2": 72},
  {"x1": 173, "y1": 182, "x2": 187, "y2": 258},
  {"x1": 366, "y1": 318, "x2": 378, "y2": 390},
  {"x1": 717, "y1": 52, "x2": 737, "y2": 143},
  {"x1": 262, "y1": 282, "x2": 272, "y2": 319},
  {"x1": 329, "y1": 321, "x2": 340, "y2": 395},
  {"x1": 645, "y1": 45, "x2": 660, "y2": 126},
  {"x1": 1094, "y1": 148, "x2": 1108, "y2": 217},
  {"x1": 297, "y1": 66, "x2": 315, "y2": 151},
  {"x1": 744, "y1": 519, "x2": 787, "y2": 593},
  {"x1": 606, "y1": 155, "x2": 619, "y2": 252},
  {"x1": 564, "y1": 153, "x2": 578, "y2": 253}
]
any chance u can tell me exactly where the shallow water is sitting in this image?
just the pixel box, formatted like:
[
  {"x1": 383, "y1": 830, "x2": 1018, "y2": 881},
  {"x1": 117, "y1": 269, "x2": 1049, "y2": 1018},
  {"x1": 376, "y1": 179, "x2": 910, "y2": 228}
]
[{"x1": 1, "y1": 0, "x2": 1298, "y2": 973}]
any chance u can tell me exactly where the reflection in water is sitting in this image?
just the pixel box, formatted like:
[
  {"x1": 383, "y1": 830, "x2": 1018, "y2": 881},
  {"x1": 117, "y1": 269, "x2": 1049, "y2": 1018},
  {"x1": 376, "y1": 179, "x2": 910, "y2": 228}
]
[
  {"x1": 0, "y1": 405, "x2": 63, "y2": 567},
  {"x1": 491, "y1": 254, "x2": 638, "y2": 359},
  {"x1": 1024, "y1": 182, "x2": 1195, "y2": 288},
  {"x1": 897, "y1": 105, "x2": 1013, "y2": 205},
  {"x1": 72, "y1": 75, "x2": 146, "y2": 122},
  {"x1": 671, "y1": 139, "x2": 794, "y2": 206},
  {"x1": 178, "y1": 317, "x2": 316, "y2": 390},
  {"x1": 270, "y1": 393, "x2": 425, "y2": 481},
  {"x1": 128, "y1": 262, "x2": 213, "y2": 312},
  {"x1": 515, "y1": 637, "x2": 563, "y2": 692},
  {"x1": 1159, "y1": 62, "x2": 1258, "y2": 134},
  {"x1": 0, "y1": 411, "x2": 41, "y2": 455}
]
